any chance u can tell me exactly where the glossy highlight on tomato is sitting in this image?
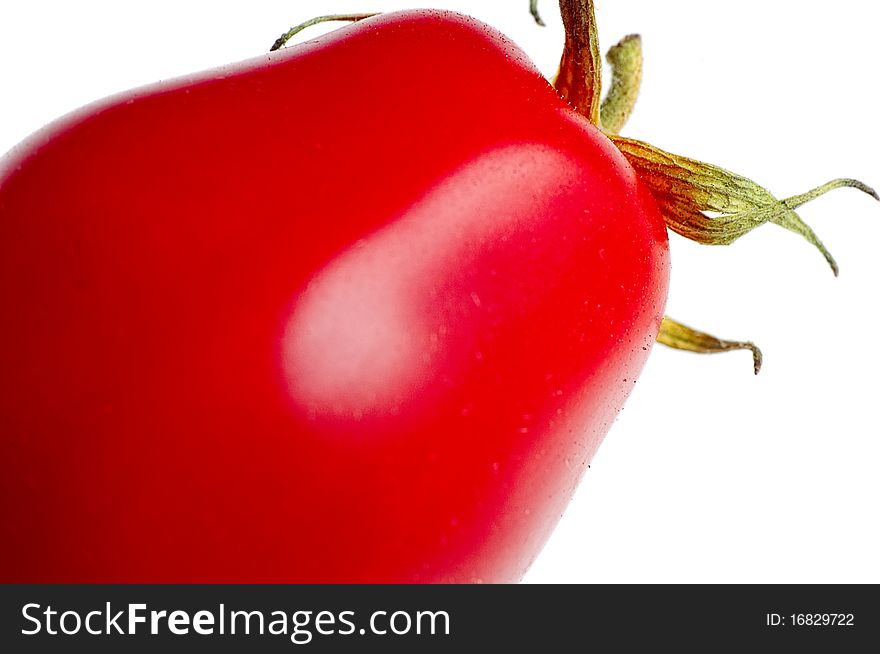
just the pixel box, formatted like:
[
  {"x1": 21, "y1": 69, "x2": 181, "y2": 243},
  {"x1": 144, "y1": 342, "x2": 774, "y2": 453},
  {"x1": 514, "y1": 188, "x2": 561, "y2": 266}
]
[{"x1": 0, "y1": 10, "x2": 668, "y2": 582}]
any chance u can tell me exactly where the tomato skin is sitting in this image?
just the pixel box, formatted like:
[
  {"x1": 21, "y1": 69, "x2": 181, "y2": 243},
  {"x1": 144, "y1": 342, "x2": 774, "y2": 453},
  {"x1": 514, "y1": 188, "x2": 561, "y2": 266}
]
[{"x1": 0, "y1": 11, "x2": 668, "y2": 582}]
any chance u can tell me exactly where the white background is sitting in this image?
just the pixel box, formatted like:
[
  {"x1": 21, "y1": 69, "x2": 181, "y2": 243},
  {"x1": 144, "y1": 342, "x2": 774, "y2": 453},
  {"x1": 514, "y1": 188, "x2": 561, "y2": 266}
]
[{"x1": 1, "y1": 1, "x2": 877, "y2": 583}]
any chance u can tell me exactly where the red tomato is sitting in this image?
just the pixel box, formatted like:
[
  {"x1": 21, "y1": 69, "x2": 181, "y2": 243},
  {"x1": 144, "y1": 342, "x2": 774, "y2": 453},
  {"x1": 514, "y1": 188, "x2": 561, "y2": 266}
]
[{"x1": 0, "y1": 11, "x2": 668, "y2": 582}]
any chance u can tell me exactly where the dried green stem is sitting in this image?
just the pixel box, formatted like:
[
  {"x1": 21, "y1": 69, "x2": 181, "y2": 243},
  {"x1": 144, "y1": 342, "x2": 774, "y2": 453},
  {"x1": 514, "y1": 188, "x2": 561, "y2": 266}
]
[
  {"x1": 548, "y1": 0, "x2": 877, "y2": 367},
  {"x1": 270, "y1": 13, "x2": 378, "y2": 52},
  {"x1": 529, "y1": 0, "x2": 546, "y2": 26}
]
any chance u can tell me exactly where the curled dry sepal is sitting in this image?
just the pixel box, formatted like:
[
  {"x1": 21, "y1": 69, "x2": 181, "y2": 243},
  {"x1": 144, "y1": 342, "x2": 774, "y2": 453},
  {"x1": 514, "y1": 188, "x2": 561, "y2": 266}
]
[{"x1": 614, "y1": 138, "x2": 878, "y2": 277}]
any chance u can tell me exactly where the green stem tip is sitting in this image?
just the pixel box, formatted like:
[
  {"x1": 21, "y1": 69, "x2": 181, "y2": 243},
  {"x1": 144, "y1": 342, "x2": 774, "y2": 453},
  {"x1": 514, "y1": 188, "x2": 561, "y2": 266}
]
[{"x1": 529, "y1": 0, "x2": 546, "y2": 26}]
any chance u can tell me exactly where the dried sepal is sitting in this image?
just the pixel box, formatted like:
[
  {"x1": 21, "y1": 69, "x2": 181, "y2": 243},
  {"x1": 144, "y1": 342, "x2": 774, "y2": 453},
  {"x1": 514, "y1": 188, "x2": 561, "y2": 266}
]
[
  {"x1": 609, "y1": 135, "x2": 878, "y2": 275},
  {"x1": 600, "y1": 34, "x2": 642, "y2": 135},
  {"x1": 556, "y1": 0, "x2": 602, "y2": 125},
  {"x1": 657, "y1": 317, "x2": 763, "y2": 375}
]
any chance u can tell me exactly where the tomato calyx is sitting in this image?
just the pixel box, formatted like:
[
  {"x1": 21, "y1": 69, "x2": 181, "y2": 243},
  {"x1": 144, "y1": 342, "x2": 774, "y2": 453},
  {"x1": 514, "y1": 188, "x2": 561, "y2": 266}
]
[
  {"x1": 558, "y1": 0, "x2": 877, "y2": 275},
  {"x1": 555, "y1": 0, "x2": 877, "y2": 370}
]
